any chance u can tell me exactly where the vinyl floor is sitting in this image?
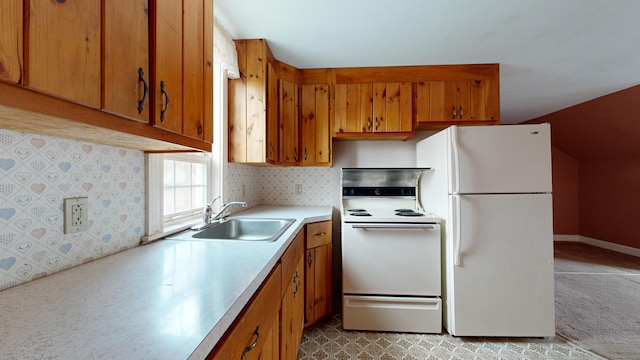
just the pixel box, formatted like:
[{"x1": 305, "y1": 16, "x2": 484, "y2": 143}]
[{"x1": 299, "y1": 240, "x2": 640, "y2": 359}]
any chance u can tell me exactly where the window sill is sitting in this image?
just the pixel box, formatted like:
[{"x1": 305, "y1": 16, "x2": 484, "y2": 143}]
[{"x1": 140, "y1": 216, "x2": 202, "y2": 245}]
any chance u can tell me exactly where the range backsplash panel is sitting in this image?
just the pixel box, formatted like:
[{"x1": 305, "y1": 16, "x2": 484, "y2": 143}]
[{"x1": 0, "y1": 130, "x2": 145, "y2": 291}]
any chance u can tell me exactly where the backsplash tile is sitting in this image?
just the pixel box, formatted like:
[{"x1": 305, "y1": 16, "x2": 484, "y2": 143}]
[{"x1": 0, "y1": 130, "x2": 144, "y2": 291}]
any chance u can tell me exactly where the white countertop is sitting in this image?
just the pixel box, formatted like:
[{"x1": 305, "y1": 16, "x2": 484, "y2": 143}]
[{"x1": 0, "y1": 205, "x2": 332, "y2": 360}]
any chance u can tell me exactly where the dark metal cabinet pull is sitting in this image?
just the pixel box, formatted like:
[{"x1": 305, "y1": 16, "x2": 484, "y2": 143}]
[
  {"x1": 160, "y1": 81, "x2": 170, "y2": 122},
  {"x1": 240, "y1": 325, "x2": 260, "y2": 360},
  {"x1": 137, "y1": 68, "x2": 148, "y2": 114}
]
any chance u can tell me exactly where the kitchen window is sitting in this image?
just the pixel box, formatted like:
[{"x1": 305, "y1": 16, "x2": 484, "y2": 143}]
[{"x1": 143, "y1": 18, "x2": 236, "y2": 243}]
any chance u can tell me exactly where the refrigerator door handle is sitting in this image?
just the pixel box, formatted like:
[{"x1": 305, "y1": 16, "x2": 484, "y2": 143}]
[
  {"x1": 453, "y1": 194, "x2": 462, "y2": 266},
  {"x1": 451, "y1": 125, "x2": 460, "y2": 194}
]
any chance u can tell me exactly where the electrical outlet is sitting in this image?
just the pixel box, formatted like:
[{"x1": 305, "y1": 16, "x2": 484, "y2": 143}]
[
  {"x1": 295, "y1": 184, "x2": 302, "y2": 195},
  {"x1": 64, "y1": 197, "x2": 88, "y2": 234}
]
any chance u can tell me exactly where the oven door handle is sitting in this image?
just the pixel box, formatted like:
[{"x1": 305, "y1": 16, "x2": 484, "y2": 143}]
[{"x1": 351, "y1": 224, "x2": 435, "y2": 230}]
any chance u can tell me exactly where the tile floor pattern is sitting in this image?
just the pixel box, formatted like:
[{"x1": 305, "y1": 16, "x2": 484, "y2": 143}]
[{"x1": 299, "y1": 312, "x2": 603, "y2": 360}]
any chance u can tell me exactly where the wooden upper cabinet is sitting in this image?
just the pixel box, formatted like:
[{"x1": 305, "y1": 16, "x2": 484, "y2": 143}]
[
  {"x1": 0, "y1": 0, "x2": 22, "y2": 85},
  {"x1": 25, "y1": 0, "x2": 101, "y2": 107},
  {"x1": 151, "y1": 0, "x2": 183, "y2": 134},
  {"x1": 182, "y1": 0, "x2": 206, "y2": 140},
  {"x1": 300, "y1": 84, "x2": 331, "y2": 166},
  {"x1": 373, "y1": 82, "x2": 412, "y2": 133},
  {"x1": 229, "y1": 39, "x2": 278, "y2": 164},
  {"x1": 102, "y1": 0, "x2": 149, "y2": 122},
  {"x1": 279, "y1": 78, "x2": 299, "y2": 164},
  {"x1": 150, "y1": 0, "x2": 211, "y2": 141},
  {"x1": 334, "y1": 81, "x2": 412, "y2": 138},
  {"x1": 414, "y1": 69, "x2": 500, "y2": 129}
]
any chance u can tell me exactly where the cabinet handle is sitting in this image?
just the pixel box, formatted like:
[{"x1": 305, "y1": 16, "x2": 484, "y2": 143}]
[
  {"x1": 452, "y1": 106, "x2": 457, "y2": 118},
  {"x1": 293, "y1": 270, "x2": 300, "y2": 298},
  {"x1": 303, "y1": 147, "x2": 307, "y2": 161},
  {"x1": 137, "y1": 67, "x2": 149, "y2": 114},
  {"x1": 160, "y1": 81, "x2": 170, "y2": 122},
  {"x1": 459, "y1": 106, "x2": 463, "y2": 118},
  {"x1": 314, "y1": 232, "x2": 326, "y2": 237},
  {"x1": 240, "y1": 326, "x2": 260, "y2": 360},
  {"x1": 269, "y1": 142, "x2": 274, "y2": 158},
  {"x1": 307, "y1": 252, "x2": 313, "y2": 267},
  {"x1": 294, "y1": 147, "x2": 298, "y2": 162},
  {"x1": 375, "y1": 117, "x2": 379, "y2": 130},
  {"x1": 367, "y1": 118, "x2": 372, "y2": 131}
]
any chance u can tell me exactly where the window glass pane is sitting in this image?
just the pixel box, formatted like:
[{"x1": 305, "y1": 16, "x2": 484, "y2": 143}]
[
  {"x1": 175, "y1": 188, "x2": 192, "y2": 213},
  {"x1": 175, "y1": 161, "x2": 191, "y2": 186},
  {"x1": 192, "y1": 187, "x2": 205, "y2": 208},
  {"x1": 164, "y1": 160, "x2": 175, "y2": 186},
  {"x1": 164, "y1": 188, "x2": 175, "y2": 215},
  {"x1": 192, "y1": 163, "x2": 206, "y2": 186}
]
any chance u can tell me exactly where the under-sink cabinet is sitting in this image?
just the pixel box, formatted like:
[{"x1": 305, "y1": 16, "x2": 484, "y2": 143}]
[{"x1": 208, "y1": 226, "x2": 308, "y2": 359}]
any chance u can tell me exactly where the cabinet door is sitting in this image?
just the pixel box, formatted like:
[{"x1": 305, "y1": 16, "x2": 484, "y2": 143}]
[
  {"x1": 246, "y1": 40, "x2": 268, "y2": 162},
  {"x1": 372, "y1": 83, "x2": 386, "y2": 132},
  {"x1": 414, "y1": 81, "x2": 447, "y2": 125},
  {"x1": 102, "y1": 0, "x2": 149, "y2": 122},
  {"x1": 279, "y1": 78, "x2": 299, "y2": 163},
  {"x1": 305, "y1": 244, "x2": 333, "y2": 326},
  {"x1": 300, "y1": 84, "x2": 330, "y2": 165},
  {"x1": 266, "y1": 62, "x2": 279, "y2": 162},
  {"x1": 469, "y1": 79, "x2": 500, "y2": 122},
  {"x1": 208, "y1": 266, "x2": 282, "y2": 359},
  {"x1": 228, "y1": 40, "x2": 248, "y2": 162},
  {"x1": 0, "y1": 0, "x2": 22, "y2": 84},
  {"x1": 26, "y1": 0, "x2": 101, "y2": 107},
  {"x1": 152, "y1": 0, "x2": 183, "y2": 133},
  {"x1": 182, "y1": 0, "x2": 205, "y2": 139},
  {"x1": 381, "y1": 82, "x2": 412, "y2": 132},
  {"x1": 334, "y1": 83, "x2": 370, "y2": 134},
  {"x1": 281, "y1": 258, "x2": 304, "y2": 360}
]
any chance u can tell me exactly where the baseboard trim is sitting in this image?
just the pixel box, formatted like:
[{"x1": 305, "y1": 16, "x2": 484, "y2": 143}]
[
  {"x1": 554, "y1": 234, "x2": 640, "y2": 258},
  {"x1": 554, "y1": 234, "x2": 580, "y2": 242}
]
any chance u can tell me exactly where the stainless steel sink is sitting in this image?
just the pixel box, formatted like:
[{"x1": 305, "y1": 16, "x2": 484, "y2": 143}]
[{"x1": 176, "y1": 218, "x2": 295, "y2": 242}]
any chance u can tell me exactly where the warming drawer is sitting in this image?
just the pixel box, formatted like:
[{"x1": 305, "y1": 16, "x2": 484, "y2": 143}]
[{"x1": 343, "y1": 295, "x2": 442, "y2": 333}]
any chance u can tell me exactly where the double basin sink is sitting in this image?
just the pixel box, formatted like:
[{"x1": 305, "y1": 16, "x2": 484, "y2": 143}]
[{"x1": 167, "y1": 218, "x2": 296, "y2": 242}]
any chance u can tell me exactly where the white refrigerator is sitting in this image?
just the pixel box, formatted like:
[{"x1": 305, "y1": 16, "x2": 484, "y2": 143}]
[{"x1": 416, "y1": 124, "x2": 555, "y2": 337}]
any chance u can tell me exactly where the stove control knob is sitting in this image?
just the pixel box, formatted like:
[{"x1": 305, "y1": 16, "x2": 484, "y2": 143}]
[{"x1": 374, "y1": 188, "x2": 381, "y2": 196}]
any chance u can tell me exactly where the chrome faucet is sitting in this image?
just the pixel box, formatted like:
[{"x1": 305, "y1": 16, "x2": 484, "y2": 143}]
[
  {"x1": 203, "y1": 196, "x2": 221, "y2": 224},
  {"x1": 212, "y1": 201, "x2": 247, "y2": 222}
]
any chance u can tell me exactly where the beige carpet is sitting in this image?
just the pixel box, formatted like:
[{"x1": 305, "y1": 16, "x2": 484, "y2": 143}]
[{"x1": 554, "y1": 242, "x2": 640, "y2": 360}]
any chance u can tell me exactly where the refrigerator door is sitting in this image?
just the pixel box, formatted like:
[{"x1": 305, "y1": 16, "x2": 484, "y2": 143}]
[
  {"x1": 450, "y1": 124, "x2": 552, "y2": 194},
  {"x1": 445, "y1": 193, "x2": 555, "y2": 336}
]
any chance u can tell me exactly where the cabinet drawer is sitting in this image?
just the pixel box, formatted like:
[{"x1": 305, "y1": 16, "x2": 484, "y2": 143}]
[
  {"x1": 280, "y1": 230, "x2": 304, "y2": 298},
  {"x1": 306, "y1": 221, "x2": 332, "y2": 249},
  {"x1": 208, "y1": 264, "x2": 282, "y2": 359}
]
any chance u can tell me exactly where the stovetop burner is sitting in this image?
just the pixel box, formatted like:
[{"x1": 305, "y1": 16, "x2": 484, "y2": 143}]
[{"x1": 350, "y1": 212, "x2": 372, "y2": 216}]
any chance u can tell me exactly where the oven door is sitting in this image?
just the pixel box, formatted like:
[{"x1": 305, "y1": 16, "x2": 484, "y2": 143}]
[{"x1": 342, "y1": 222, "x2": 441, "y2": 296}]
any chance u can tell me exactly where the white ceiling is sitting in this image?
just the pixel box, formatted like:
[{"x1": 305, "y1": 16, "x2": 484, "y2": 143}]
[{"x1": 214, "y1": 0, "x2": 640, "y2": 124}]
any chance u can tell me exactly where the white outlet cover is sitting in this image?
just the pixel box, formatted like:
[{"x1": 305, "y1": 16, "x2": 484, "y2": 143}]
[{"x1": 64, "y1": 197, "x2": 89, "y2": 234}]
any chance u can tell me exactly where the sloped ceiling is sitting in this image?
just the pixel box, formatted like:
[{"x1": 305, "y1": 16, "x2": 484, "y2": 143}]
[{"x1": 214, "y1": 0, "x2": 640, "y2": 124}]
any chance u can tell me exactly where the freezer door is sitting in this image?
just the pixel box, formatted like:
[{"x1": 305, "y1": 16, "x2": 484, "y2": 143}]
[
  {"x1": 445, "y1": 193, "x2": 555, "y2": 336},
  {"x1": 452, "y1": 124, "x2": 552, "y2": 194}
]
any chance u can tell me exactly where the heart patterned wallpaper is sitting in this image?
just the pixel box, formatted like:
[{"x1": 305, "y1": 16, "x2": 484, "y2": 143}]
[
  {"x1": 0, "y1": 130, "x2": 145, "y2": 291},
  {"x1": 0, "y1": 129, "x2": 338, "y2": 292}
]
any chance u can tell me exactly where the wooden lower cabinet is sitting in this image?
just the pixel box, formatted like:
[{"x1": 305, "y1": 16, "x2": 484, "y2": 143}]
[
  {"x1": 304, "y1": 221, "x2": 333, "y2": 327},
  {"x1": 207, "y1": 264, "x2": 282, "y2": 359},
  {"x1": 280, "y1": 255, "x2": 304, "y2": 359}
]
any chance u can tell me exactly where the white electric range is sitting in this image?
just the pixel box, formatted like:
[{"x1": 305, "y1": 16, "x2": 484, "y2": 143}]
[{"x1": 340, "y1": 168, "x2": 443, "y2": 333}]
